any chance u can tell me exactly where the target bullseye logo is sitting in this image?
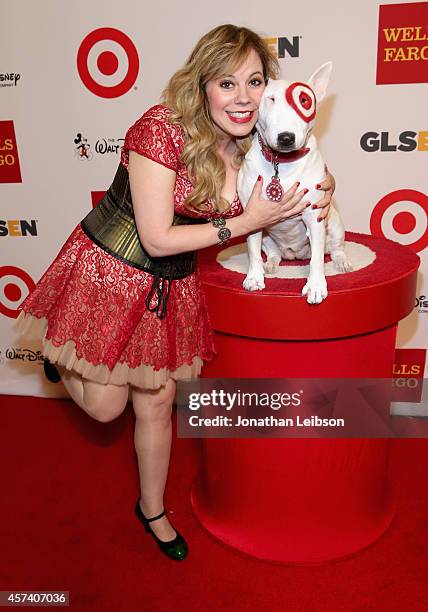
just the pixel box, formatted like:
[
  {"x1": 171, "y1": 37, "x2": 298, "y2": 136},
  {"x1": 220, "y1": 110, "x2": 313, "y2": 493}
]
[
  {"x1": 370, "y1": 189, "x2": 428, "y2": 253},
  {"x1": 77, "y1": 27, "x2": 139, "y2": 98},
  {"x1": 0, "y1": 266, "x2": 35, "y2": 318}
]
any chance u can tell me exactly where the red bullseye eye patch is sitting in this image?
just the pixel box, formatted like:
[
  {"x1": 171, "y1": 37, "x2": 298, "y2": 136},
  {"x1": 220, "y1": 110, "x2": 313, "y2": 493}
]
[{"x1": 285, "y1": 82, "x2": 316, "y2": 123}]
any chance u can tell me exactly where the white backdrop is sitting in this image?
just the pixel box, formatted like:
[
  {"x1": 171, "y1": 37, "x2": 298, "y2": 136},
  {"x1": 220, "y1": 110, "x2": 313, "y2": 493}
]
[{"x1": 1, "y1": 0, "x2": 427, "y2": 397}]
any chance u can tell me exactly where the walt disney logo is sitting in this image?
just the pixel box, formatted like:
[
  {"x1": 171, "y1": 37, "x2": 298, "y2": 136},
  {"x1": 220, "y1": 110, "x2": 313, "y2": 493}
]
[
  {"x1": 415, "y1": 295, "x2": 428, "y2": 312},
  {"x1": 415, "y1": 295, "x2": 428, "y2": 307},
  {"x1": 4, "y1": 347, "x2": 44, "y2": 362}
]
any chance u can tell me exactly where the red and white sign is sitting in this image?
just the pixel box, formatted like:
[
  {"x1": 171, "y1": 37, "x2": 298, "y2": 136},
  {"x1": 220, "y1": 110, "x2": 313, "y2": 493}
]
[
  {"x1": 370, "y1": 189, "x2": 428, "y2": 253},
  {"x1": 0, "y1": 266, "x2": 35, "y2": 319},
  {"x1": 77, "y1": 27, "x2": 139, "y2": 98}
]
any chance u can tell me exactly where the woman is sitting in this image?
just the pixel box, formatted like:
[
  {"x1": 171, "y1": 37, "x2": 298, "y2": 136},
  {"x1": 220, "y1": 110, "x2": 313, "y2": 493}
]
[{"x1": 17, "y1": 24, "x2": 334, "y2": 561}]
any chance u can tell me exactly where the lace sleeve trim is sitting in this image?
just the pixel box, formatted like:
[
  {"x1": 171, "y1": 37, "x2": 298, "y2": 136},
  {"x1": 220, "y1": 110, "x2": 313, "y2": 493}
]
[{"x1": 122, "y1": 115, "x2": 179, "y2": 172}]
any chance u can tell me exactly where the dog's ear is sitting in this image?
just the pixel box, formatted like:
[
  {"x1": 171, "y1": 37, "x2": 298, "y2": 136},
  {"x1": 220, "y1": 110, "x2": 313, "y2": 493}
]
[{"x1": 307, "y1": 62, "x2": 332, "y2": 104}]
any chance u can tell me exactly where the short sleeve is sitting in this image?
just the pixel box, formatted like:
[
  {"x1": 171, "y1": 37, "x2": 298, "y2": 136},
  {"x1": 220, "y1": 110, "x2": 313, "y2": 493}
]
[{"x1": 121, "y1": 106, "x2": 179, "y2": 172}]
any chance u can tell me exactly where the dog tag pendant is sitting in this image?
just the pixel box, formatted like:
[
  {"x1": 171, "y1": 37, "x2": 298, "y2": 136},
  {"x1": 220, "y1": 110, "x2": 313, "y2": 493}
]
[
  {"x1": 265, "y1": 160, "x2": 284, "y2": 202},
  {"x1": 266, "y1": 176, "x2": 284, "y2": 202}
]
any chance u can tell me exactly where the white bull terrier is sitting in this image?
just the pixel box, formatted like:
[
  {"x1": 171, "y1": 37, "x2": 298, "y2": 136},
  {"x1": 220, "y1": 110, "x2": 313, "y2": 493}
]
[{"x1": 237, "y1": 62, "x2": 352, "y2": 304}]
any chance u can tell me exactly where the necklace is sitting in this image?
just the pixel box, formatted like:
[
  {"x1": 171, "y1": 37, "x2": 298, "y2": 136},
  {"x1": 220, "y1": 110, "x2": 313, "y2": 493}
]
[{"x1": 266, "y1": 160, "x2": 284, "y2": 202}]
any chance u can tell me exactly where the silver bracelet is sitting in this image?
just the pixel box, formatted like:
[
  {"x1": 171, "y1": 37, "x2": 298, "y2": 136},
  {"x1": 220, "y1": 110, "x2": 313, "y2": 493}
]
[{"x1": 209, "y1": 217, "x2": 231, "y2": 246}]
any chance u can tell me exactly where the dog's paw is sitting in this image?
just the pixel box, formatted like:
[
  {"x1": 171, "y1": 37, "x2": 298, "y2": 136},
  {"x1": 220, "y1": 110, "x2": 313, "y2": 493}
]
[
  {"x1": 243, "y1": 274, "x2": 265, "y2": 291},
  {"x1": 264, "y1": 256, "x2": 281, "y2": 275},
  {"x1": 302, "y1": 276, "x2": 328, "y2": 304},
  {"x1": 331, "y1": 252, "x2": 353, "y2": 273}
]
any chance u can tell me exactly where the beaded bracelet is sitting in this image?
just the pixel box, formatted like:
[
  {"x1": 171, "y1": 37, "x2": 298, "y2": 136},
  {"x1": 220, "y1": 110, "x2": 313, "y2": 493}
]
[{"x1": 210, "y1": 217, "x2": 231, "y2": 246}]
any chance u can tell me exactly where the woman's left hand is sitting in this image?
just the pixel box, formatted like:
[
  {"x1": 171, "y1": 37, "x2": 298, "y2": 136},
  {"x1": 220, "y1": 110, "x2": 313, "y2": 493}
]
[{"x1": 313, "y1": 165, "x2": 335, "y2": 222}]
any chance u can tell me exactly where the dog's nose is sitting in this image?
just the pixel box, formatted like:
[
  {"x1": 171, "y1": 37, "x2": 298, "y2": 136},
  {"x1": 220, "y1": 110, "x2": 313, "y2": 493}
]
[{"x1": 277, "y1": 131, "x2": 295, "y2": 147}]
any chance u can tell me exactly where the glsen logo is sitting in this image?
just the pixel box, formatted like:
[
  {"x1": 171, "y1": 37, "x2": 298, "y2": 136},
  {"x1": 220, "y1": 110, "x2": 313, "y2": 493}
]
[
  {"x1": 77, "y1": 27, "x2": 139, "y2": 98},
  {"x1": 263, "y1": 36, "x2": 301, "y2": 59},
  {"x1": 0, "y1": 121, "x2": 22, "y2": 183},
  {"x1": 370, "y1": 189, "x2": 428, "y2": 253},
  {"x1": 0, "y1": 266, "x2": 35, "y2": 319},
  {"x1": 0, "y1": 73, "x2": 21, "y2": 87},
  {"x1": 0, "y1": 220, "x2": 38, "y2": 237},
  {"x1": 74, "y1": 133, "x2": 124, "y2": 161},
  {"x1": 415, "y1": 295, "x2": 428, "y2": 313},
  {"x1": 360, "y1": 131, "x2": 428, "y2": 152},
  {"x1": 377, "y1": 3, "x2": 428, "y2": 84}
]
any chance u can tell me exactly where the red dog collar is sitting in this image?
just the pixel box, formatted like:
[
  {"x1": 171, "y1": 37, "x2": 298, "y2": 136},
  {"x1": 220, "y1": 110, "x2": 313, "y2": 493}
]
[{"x1": 257, "y1": 132, "x2": 310, "y2": 163}]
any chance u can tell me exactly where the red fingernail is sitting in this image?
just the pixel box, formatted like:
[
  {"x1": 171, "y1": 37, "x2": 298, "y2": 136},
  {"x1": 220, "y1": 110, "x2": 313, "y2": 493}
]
[
  {"x1": 304, "y1": 188, "x2": 309, "y2": 194},
  {"x1": 316, "y1": 183, "x2": 321, "y2": 189},
  {"x1": 305, "y1": 202, "x2": 311, "y2": 208},
  {"x1": 317, "y1": 217, "x2": 322, "y2": 222},
  {"x1": 311, "y1": 204, "x2": 318, "y2": 209},
  {"x1": 296, "y1": 181, "x2": 300, "y2": 187},
  {"x1": 258, "y1": 175, "x2": 262, "y2": 181}
]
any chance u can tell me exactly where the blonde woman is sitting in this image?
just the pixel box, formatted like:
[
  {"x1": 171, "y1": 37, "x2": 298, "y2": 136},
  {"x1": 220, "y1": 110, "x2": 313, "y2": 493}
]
[{"x1": 17, "y1": 24, "x2": 334, "y2": 561}]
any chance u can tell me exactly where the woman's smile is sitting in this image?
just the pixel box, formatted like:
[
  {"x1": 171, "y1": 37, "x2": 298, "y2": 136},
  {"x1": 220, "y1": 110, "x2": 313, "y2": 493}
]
[{"x1": 226, "y1": 110, "x2": 256, "y2": 123}]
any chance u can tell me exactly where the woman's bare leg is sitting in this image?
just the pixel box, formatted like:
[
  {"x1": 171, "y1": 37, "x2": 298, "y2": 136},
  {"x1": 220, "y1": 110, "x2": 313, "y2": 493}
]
[
  {"x1": 132, "y1": 379, "x2": 177, "y2": 541},
  {"x1": 60, "y1": 369, "x2": 128, "y2": 422}
]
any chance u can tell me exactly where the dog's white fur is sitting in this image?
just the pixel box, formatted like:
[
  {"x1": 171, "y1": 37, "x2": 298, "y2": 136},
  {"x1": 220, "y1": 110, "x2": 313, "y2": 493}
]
[{"x1": 237, "y1": 62, "x2": 351, "y2": 304}]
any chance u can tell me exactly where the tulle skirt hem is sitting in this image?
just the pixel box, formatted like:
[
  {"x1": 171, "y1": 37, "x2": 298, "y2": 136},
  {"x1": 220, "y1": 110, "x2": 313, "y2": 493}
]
[{"x1": 16, "y1": 311, "x2": 203, "y2": 389}]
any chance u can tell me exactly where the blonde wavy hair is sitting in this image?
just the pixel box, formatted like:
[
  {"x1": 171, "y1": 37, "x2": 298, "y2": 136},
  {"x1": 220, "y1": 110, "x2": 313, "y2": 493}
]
[{"x1": 161, "y1": 24, "x2": 279, "y2": 213}]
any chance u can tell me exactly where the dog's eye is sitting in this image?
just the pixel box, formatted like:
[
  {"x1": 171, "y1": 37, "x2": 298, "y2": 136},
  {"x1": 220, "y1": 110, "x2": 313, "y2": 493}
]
[
  {"x1": 299, "y1": 93, "x2": 312, "y2": 110},
  {"x1": 267, "y1": 95, "x2": 275, "y2": 102}
]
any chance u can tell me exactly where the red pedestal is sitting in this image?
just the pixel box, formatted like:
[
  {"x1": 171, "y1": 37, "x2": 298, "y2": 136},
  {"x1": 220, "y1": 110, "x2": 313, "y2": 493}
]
[{"x1": 190, "y1": 233, "x2": 419, "y2": 563}]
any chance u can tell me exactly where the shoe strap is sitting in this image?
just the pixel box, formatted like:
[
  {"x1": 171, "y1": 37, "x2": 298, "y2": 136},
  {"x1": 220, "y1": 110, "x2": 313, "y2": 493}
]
[{"x1": 146, "y1": 509, "x2": 166, "y2": 523}]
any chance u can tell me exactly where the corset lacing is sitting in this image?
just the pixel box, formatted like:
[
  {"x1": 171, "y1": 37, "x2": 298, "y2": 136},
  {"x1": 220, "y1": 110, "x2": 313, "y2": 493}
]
[{"x1": 145, "y1": 272, "x2": 173, "y2": 320}]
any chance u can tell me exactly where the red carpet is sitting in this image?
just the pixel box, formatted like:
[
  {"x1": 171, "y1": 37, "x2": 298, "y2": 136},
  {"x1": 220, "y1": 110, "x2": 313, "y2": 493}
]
[{"x1": 1, "y1": 395, "x2": 428, "y2": 611}]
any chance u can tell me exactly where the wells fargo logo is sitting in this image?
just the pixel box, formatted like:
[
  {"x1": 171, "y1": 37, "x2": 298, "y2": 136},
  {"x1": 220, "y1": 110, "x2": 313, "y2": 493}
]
[
  {"x1": 0, "y1": 121, "x2": 22, "y2": 183},
  {"x1": 392, "y1": 348, "x2": 426, "y2": 403},
  {"x1": 377, "y1": 2, "x2": 428, "y2": 84},
  {"x1": 393, "y1": 348, "x2": 426, "y2": 378}
]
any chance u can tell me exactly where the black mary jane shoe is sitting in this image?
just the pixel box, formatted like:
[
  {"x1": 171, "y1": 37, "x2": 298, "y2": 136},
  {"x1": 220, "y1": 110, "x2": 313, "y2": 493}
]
[{"x1": 135, "y1": 499, "x2": 188, "y2": 561}]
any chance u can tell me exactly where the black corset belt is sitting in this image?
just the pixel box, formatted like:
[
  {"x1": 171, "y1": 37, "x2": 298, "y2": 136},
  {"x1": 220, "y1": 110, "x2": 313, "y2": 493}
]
[{"x1": 80, "y1": 162, "x2": 206, "y2": 319}]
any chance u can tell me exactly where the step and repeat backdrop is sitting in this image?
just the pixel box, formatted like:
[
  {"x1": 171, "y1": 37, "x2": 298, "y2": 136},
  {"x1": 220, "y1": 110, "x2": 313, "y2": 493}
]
[{"x1": 1, "y1": 0, "x2": 427, "y2": 397}]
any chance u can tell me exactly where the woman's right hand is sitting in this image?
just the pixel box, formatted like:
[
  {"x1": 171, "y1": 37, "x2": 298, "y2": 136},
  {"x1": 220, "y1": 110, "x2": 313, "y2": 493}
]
[{"x1": 242, "y1": 176, "x2": 309, "y2": 232}]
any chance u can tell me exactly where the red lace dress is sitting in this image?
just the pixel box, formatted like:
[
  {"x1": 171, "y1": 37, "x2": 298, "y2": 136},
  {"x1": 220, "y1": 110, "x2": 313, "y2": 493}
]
[{"x1": 17, "y1": 105, "x2": 243, "y2": 389}]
